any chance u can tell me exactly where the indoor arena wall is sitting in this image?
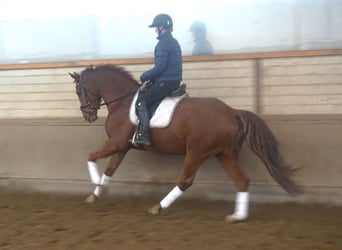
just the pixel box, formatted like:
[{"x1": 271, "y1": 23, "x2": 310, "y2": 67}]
[{"x1": 0, "y1": 52, "x2": 341, "y2": 204}]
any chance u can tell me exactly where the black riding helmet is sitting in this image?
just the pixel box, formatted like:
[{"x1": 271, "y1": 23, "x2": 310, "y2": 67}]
[{"x1": 149, "y1": 14, "x2": 173, "y2": 30}]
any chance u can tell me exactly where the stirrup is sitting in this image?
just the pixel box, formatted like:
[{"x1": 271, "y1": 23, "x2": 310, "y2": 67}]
[
  {"x1": 128, "y1": 131, "x2": 138, "y2": 145},
  {"x1": 128, "y1": 131, "x2": 151, "y2": 147},
  {"x1": 133, "y1": 131, "x2": 151, "y2": 146}
]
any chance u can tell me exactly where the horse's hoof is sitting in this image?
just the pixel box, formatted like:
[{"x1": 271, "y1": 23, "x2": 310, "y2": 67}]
[
  {"x1": 225, "y1": 214, "x2": 247, "y2": 223},
  {"x1": 148, "y1": 204, "x2": 162, "y2": 215},
  {"x1": 85, "y1": 194, "x2": 97, "y2": 204}
]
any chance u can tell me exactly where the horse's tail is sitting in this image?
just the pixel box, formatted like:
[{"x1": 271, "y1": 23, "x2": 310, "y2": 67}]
[{"x1": 236, "y1": 110, "x2": 301, "y2": 196}]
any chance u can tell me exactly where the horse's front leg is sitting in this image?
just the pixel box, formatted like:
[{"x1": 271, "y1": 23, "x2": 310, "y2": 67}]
[
  {"x1": 86, "y1": 152, "x2": 127, "y2": 203},
  {"x1": 85, "y1": 139, "x2": 127, "y2": 203}
]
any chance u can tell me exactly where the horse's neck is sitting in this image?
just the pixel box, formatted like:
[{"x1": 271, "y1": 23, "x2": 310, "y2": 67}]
[{"x1": 100, "y1": 80, "x2": 138, "y2": 111}]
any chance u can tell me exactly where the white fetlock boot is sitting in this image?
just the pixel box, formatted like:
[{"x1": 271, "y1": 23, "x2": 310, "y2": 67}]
[{"x1": 225, "y1": 192, "x2": 249, "y2": 223}]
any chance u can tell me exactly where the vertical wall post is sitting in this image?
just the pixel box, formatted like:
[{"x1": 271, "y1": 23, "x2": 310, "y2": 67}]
[{"x1": 254, "y1": 59, "x2": 262, "y2": 115}]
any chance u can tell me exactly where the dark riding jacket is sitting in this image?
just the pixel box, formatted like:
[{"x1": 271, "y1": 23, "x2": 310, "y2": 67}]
[{"x1": 140, "y1": 31, "x2": 182, "y2": 84}]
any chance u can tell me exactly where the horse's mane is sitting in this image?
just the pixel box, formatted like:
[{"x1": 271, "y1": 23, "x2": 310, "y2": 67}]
[{"x1": 82, "y1": 64, "x2": 137, "y2": 83}]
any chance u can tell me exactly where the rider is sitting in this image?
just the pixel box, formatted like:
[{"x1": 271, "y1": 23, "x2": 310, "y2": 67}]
[{"x1": 134, "y1": 13, "x2": 183, "y2": 146}]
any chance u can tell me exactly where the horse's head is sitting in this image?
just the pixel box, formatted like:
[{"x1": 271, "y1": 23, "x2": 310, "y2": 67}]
[{"x1": 69, "y1": 71, "x2": 101, "y2": 123}]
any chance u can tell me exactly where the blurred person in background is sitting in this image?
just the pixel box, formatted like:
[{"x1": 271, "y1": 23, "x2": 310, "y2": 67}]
[{"x1": 189, "y1": 21, "x2": 214, "y2": 56}]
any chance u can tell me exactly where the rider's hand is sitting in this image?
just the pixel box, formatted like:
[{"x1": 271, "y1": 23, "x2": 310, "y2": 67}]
[{"x1": 140, "y1": 72, "x2": 150, "y2": 83}]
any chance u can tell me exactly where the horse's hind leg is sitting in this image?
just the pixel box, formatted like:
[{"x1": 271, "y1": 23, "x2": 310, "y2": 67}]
[
  {"x1": 148, "y1": 151, "x2": 208, "y2": 215},
  {"x1": 216, "y1": 150, "x2": 250, "y2": 222}
]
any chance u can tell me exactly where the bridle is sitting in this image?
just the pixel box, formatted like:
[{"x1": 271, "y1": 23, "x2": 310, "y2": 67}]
[{"x1": 78, "y1": 73, "x2": 136, "y2": 111}]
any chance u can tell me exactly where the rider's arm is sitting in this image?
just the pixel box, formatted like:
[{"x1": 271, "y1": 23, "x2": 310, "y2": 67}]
[{"x1": 140, "y1": 42, "x2": 168, "y2": 82}]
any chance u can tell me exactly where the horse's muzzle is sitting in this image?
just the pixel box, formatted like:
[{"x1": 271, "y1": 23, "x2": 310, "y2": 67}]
[{"x1": 82, "y1": 109, "x2": 98, "y2": 123}]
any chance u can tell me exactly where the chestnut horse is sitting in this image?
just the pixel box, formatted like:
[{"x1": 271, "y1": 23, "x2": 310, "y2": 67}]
[{"x1": 69, "y1": 64, "x2": 300, "y2": 222}]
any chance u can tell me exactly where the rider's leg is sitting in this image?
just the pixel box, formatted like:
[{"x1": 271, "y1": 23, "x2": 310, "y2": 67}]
[
  {"x1": 133, "y1": 81, "x2": 180, "y2": 146},
  {"x1": 134, "y1": 100, "x2": 151, "y2": 145}
]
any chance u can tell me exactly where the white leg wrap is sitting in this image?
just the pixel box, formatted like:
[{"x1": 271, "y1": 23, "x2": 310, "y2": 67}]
[
  {"x1": 93, "y1": 174, "x2": 111, "y2": 197},
  {"x1": 100, "y1": 174, "x2": 111, "y2": 185},
  {"x1": 160, "y1": 186, "x2": 184, "y2": 209},
  {"x1": 233, "y1": 192, "x2": 249, "y2": 219},
  {"x1": 87, "y1": 161, "x2": 100, "y2": 184},
  {"x1": 94, "y1": 185, "x2": 102, "y2": 197}
]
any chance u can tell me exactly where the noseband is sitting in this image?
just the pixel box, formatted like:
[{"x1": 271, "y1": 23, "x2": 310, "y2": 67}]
[{"x1": 78, "y1": 73, "x2": 136, "y2": 111}]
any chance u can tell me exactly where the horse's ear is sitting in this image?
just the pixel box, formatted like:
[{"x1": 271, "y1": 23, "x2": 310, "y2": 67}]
[{"x1": 69, "y1": 72, "x2": 80, "y2": 82}]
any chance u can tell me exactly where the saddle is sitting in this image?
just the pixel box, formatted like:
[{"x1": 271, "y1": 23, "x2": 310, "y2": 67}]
[{"x1": 129, "y1": 84, "x2": 188, "y2": 128}]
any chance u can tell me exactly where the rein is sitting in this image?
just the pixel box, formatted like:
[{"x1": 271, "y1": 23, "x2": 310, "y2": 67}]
[
  {"x1": 98, "y1": 91, "x2": 136, "y2": 108},
  {"x1": 79, "y1": 74, "x2": 136, "y2": 111}
]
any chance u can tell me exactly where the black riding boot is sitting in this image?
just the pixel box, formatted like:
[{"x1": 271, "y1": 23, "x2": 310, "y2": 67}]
[{"x1": 134, "y1": 101, "x2": 151, "y2": 146}]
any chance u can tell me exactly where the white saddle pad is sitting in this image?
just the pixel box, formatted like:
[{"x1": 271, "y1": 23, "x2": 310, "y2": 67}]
[{"x1": 129, "y1": 91, "x2": 187, "y2": 128}]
